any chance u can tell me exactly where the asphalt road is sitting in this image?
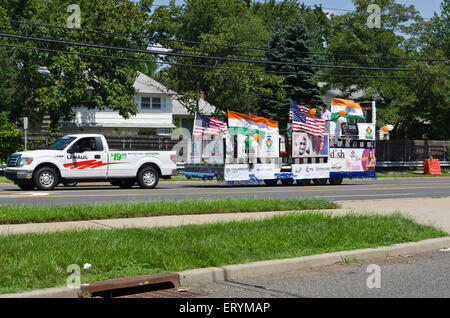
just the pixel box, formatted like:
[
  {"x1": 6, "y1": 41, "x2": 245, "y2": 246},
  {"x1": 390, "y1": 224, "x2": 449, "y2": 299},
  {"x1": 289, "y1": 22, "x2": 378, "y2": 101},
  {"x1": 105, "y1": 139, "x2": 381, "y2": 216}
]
[
  {"x1": 0, "y1": 177, "x2": 449, "y2": 206},
  {"x1": 191, "y1": 250, "x2": 450, "y2": 298}
]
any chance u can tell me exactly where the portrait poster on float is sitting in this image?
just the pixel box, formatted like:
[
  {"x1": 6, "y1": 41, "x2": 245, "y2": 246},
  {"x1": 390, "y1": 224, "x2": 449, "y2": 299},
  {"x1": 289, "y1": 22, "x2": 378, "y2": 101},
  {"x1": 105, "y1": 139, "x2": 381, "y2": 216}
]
[{"x1": 292, "y1": 133, "x2": 311, "y2": 158}]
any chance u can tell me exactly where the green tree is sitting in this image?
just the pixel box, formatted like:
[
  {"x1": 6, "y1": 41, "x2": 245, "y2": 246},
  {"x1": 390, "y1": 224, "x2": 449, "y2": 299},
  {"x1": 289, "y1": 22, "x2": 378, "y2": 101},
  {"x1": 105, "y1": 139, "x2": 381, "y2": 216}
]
[
  {"x1": 324, "y1": 0, "x2": 449, "y2": 139},
  {"x1": 0, "y1": 113, "x2": 23, "y2": 162},
  {"x1": 150, "y1": 0, "x2": 282, "y2": 116},
  {"x1": 259, "y1": 17, "x2": 325, "y2": 127},
  {"x1": 2, "y1": 0, "x2": 156, "y2": 129}
]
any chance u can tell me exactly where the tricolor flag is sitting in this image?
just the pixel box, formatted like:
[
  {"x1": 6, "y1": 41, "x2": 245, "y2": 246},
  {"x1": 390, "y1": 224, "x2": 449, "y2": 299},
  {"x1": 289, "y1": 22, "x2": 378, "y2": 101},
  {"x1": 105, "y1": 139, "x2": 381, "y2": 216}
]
[
  {"x1": 227, "y1": 111, "x2": 265, "y2": 138},
  {"x1": 330, "y1": 98, "x2": 364, "y2": 120},
  {"x1": 249, "y1": 113, "x2": 279, "y2": 134},
  {"x1": 290, "y1": 104, "x2": 325, "y2": 137}
]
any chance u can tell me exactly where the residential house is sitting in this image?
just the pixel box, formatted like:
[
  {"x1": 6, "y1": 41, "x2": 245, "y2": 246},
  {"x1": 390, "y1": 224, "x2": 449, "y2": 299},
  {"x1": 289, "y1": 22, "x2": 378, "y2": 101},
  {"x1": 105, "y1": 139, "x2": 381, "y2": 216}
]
[{"x1": 60, "y1": 72, "x2": 216, "y2": 136}]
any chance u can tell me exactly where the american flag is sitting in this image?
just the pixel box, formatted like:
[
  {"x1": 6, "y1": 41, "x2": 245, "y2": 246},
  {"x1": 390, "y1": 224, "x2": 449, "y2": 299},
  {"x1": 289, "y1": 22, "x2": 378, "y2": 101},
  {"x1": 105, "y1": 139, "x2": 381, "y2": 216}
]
[
  {"x1": 289, "y1": 104, "x2": 311, "y2": 121},
  {"x1": 207, "y1": 117, "x2": 230, "y2": 137},
  {"x1": 193, "y1": 113, "x2": 211, "y2": 137},
  {"x1": 290, "y1": 104, "x2": 325, "y2": 137},
  {"x1": 193, "y1": 113, "x2": 230, "y2": 137}
]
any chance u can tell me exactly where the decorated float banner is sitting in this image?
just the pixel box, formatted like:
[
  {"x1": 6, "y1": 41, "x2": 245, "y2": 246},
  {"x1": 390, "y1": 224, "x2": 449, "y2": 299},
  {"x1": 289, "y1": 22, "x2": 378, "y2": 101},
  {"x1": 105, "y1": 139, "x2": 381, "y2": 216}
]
[
  {"x1": 224, "y1": 164, "x2": 250, "y2": 181},
  {"x1": 228, "y1": 111, "x2": 265, "y2": 138},
  {"x1": 228, "y1": 111, "x2": 278, "y2": 137},
  {"x1": 236, "y1": 133, "x2": 259, "y2": 159},
  {"x1": 330, "y1": 98, "x2": 365, "y2": 120},
  {"x1": 189, "y1": 138, "x2": 203, "y2": 163},
  {"x1": 201, "y1": 135, "x2": 224, "y2": 164},
  {"x1": 259, "y1": 133, "x2": 279, "y2": 158},
  {"x1": 250, "y1": 163, "x2": 278, "y2": 180},
  {"x1": 292, "y1": 133, "x2": 329, "y2": 158},
  {"x1": 292, "y1": 163, "x2": 330, "y2": 179},
  {"x1": 329, "y1": 148, "x2": 376, "y2": 172},
  {"x1": 358, "y1": 123, "x2": 376, "y2": 140}
]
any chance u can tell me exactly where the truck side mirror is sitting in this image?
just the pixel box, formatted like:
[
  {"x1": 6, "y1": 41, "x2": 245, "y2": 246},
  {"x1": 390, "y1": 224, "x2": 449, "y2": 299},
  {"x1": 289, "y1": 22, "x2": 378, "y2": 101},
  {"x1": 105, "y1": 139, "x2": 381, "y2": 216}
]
[{"x1": 67, "y1": 145, "x2": 79, "y2": 154}]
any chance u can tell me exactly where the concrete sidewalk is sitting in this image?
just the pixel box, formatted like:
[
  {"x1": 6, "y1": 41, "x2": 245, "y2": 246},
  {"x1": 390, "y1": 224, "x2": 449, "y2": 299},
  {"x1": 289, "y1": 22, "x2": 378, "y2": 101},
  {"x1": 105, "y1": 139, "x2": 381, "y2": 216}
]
[{"x1": 0, "y1": 197, "x2": 449, "y2": 235}]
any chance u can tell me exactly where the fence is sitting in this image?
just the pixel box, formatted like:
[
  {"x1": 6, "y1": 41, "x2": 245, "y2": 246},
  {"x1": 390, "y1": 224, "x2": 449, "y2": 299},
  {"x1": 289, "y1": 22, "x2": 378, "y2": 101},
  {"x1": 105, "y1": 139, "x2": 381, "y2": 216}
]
[
  {"x1": 25, "y1": 133, "x2": 182, "y2": 151},
  {"x1": 376, "y1": 140, "x2": 449, "y2": 162}
]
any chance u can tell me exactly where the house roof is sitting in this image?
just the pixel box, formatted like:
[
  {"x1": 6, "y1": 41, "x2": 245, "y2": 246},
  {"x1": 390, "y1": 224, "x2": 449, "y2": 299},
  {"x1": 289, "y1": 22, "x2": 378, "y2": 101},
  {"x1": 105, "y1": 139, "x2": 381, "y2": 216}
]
[{"x1": 134, "y1": 72, "x2": 216, "y2": 116}]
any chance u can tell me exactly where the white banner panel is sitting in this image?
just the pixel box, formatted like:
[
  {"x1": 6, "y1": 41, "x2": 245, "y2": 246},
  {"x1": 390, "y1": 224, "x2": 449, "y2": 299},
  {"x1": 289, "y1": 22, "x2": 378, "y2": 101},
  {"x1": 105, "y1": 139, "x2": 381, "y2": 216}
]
[
  {"x1": 224, "y1": 164, "x2": 250, "y2": 181},
  {"x1": 250, "y1": 164, "x2": 278, "y2": 180},
  {"x1": 189, "y1": 138, "x2": 202, "y2": 163},
  {"x1": 292, "y1": 163, "x2": 330, "y2": 179},
  {"x1": 259, "y1": 133, "x2": 279, "y2": 158}
]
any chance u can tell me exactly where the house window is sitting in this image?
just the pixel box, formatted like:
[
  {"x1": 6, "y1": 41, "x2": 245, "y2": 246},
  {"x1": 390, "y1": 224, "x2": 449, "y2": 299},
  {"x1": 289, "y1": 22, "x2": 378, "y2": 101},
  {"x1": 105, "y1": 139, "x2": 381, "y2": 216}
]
[
  {"x1": 152, "y1": 97, "x2": 161, "y2": 109},
  {"x1": 141, "y1": 97, "x2": 151, "y2": 109}
]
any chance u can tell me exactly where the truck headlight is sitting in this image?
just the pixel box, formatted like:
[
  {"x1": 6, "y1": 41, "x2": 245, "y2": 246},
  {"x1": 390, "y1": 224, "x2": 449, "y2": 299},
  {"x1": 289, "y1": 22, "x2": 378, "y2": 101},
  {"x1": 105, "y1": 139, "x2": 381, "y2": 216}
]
[{"x1": 19, "y1": 157, "x2": 33, "y2": 167}]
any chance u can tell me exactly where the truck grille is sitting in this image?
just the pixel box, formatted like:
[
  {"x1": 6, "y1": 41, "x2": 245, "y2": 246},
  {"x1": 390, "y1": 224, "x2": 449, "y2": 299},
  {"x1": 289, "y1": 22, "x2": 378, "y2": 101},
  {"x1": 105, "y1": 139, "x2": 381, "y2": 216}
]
[{"x1": 7, "y1": 154, "x2": 21, "y2": 167}]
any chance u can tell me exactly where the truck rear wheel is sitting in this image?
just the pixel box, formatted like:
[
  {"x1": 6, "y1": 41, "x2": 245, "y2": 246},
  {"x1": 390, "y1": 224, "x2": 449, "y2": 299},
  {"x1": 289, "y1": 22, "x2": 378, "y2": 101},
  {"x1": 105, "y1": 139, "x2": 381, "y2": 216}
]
[
  {"x1": 33, "y1": 166, "x2": 59, "y2": 190},
  {"x1": 137, "y1": 166, "x2": 159, "y2": 189}
]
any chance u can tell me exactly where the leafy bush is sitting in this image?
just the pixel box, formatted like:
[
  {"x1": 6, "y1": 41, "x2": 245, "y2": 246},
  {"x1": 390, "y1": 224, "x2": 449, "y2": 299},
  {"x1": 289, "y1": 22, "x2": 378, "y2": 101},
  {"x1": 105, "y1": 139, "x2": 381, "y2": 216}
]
[{"x1": 0, "y1": 114, "x2": 23, "y2": 163}]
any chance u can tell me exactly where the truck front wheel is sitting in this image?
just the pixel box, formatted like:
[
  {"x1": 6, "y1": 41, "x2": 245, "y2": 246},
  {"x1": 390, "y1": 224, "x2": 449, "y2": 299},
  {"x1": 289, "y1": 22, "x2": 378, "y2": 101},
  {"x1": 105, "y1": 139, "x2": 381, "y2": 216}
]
[
  {"x1": 33, "y1": 166, "x2": 59, "y2": 190},
  {"x1": 137, "y1": 166, "x2": 159, "y2": 189}
]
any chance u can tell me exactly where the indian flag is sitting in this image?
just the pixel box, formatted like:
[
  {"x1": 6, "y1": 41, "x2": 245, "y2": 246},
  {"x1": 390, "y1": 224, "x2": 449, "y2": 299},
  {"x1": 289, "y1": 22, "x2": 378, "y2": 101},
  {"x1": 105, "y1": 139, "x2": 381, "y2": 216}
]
[
  {"x1": 249, "y1": 113, "x2": 279, "y2": 134},
  {"x1": 331, "y1": 98, "x2": 365, "y2": 120},
  {"x1": 228, "y1": 111, "x2": 266, "y2": 138}
]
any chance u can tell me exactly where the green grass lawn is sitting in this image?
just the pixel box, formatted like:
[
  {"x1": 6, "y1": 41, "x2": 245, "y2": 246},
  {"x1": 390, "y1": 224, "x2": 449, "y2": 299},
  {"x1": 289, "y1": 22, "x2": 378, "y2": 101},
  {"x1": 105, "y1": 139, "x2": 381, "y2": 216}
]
[
  {"x1": 0, "y1": 197, "x2": 339, "y2": 224},
  {"x1": 0, "y1": 212, "x2": 446, "y2": 294}
]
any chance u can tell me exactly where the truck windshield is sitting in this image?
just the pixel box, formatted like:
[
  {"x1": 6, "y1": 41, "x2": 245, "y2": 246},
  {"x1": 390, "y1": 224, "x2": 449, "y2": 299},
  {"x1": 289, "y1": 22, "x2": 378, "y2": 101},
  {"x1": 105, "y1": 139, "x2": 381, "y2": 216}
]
[{"x1": 49, "y1": 137, "x2": 77, "y2": 150}]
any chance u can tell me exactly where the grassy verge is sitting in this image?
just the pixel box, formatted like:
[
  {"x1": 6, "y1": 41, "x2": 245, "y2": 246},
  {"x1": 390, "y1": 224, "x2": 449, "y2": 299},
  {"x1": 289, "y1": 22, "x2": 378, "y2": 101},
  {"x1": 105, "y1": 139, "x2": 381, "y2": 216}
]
[
  {"x1": 377, "y1": 169, "x2": 450, "y2": 178},
  {"x1": 0, "y1": 197, "x2": 339, "y2": 224},
  {"x1": 0, "y1": 212, "x2": 446, "y2": 294},
  {"x1": 0, "y1": 178, "x2": 12, "y2": 183}
]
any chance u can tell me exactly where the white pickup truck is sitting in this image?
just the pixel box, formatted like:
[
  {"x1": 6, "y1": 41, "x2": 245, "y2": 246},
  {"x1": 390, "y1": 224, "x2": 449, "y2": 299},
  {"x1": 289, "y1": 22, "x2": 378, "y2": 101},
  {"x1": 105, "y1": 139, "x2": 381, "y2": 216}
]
[{"x1": 5, "y1": 134, "x2": 177, "y2": 190}]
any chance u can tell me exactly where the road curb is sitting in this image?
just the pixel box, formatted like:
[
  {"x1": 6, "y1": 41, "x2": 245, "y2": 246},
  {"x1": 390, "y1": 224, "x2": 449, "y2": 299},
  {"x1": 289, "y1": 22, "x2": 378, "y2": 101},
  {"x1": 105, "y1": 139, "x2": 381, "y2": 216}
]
[
  {"x1": 0, "y1": 286, "x2": 80, "y2": 298},
  {"x1": 1, "y1": 237, "x2": 448, "y2": 297},
  {"x1": 178, "y1": 237, "x2": 450, "y2": 286}
]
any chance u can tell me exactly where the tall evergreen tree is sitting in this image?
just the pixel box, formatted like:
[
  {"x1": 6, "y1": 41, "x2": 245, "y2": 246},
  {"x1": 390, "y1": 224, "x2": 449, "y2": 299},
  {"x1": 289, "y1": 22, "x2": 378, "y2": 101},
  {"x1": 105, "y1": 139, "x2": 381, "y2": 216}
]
[{"x1": 260, "y1": 16, "x2": 324, "y2": 128}]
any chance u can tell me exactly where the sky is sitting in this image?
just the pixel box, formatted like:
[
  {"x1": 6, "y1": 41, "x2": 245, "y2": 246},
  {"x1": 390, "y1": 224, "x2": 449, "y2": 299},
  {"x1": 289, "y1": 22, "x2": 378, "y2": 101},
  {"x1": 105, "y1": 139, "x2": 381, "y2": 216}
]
[{"x1": 154, "y1": 0, "x2": 443, "y2": 19}]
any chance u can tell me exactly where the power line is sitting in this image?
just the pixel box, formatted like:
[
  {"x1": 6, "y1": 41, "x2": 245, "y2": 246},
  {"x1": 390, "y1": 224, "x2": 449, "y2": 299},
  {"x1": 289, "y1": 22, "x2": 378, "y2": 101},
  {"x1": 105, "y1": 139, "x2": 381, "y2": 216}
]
[
  {"x1": 0, "y1": 24, "x2": 408, "y2": 70},
  {"x1": 0, "y1": 42, "x2": 415, "y2": 80},
  {"x1": 1, "y1": 18, "x2": 446, "y2": 63},
  {"x1": 0, "y1": 31, "x2": 414, "y2": 72}
]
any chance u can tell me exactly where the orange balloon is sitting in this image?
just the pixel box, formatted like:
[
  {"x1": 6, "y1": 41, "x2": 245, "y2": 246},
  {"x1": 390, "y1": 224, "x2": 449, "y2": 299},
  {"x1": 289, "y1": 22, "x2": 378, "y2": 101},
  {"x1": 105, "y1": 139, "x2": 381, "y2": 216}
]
[
  {"x1": 253, "y1": 133, "x2": 260, "y2": 141},
  {"x1": 310, "y1": 108, "x2": 317, "y2": 116},
  {"x1": 382, "y1": 126, "x2": 389, "y2": 133},
  {"x1": 339, "y1": 110, "x2": 346, "y2": 117}
]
